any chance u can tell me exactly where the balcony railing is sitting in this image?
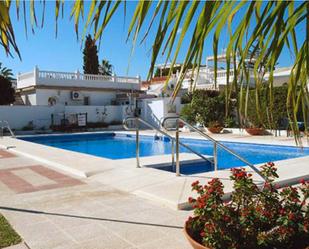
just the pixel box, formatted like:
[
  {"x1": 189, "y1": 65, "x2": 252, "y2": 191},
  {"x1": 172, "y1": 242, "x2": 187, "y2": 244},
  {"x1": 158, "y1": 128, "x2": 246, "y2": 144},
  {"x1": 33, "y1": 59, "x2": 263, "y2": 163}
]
[
  {"x1": 17, "y1": 68, "x2": 141, "y2": 85},
  {"x1": 38, "y1": 70, "x2": 141, "y2": 84}
]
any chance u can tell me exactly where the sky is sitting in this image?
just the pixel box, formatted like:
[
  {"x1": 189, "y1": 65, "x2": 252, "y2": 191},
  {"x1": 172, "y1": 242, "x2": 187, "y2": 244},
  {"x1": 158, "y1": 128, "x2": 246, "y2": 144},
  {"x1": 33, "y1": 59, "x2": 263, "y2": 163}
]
[{"x1": 0, "y1": 1, "x2": 306, "y2": 80}]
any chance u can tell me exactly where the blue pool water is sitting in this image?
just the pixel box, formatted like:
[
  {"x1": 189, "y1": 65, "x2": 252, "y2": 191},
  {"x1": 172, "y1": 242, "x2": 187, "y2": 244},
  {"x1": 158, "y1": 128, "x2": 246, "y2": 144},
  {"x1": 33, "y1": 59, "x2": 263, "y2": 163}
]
[{"x1": 19, "y1": 133, "x2": 309, "y2": 172}]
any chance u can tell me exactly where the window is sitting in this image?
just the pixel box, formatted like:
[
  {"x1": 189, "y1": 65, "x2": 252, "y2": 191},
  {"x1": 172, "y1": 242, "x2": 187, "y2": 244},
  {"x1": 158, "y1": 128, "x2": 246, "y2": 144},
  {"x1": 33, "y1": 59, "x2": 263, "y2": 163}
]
[{"x1": 84, "y1": 97, "x2": 89, "y2": 105}]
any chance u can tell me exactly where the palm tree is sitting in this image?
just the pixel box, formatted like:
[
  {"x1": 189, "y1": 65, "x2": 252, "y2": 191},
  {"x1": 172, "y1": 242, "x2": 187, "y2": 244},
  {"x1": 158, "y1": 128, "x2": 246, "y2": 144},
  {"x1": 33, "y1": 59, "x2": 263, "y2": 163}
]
[
  {"x1": 0, "y1": 1, "x2": 308, "y2": 141},
  {"x1": 0, "y1": 63, "x2": 14, "y2": 81},
  {"x1": 99, "y1": 59, "x2": 113, "y2": 76}
]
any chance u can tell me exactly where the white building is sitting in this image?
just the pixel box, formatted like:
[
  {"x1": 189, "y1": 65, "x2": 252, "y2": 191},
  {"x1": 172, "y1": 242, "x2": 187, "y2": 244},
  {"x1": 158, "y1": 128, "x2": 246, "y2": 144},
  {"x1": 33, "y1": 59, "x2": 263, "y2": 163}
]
[
  {"x1": 185, "y1": 54, "x2": 292, "y2": 91},
  {"x1": 145, "y1": 54, "x2": 293, "y2": 96},
  {"x1": 16, "y1": 66, "x2": 142, "y2": 106}
]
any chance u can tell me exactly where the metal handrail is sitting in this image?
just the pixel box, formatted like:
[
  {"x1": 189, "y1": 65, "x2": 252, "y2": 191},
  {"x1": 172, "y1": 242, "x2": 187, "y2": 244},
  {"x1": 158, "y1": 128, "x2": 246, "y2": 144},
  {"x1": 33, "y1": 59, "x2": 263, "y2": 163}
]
[
  {"x1": 162, "y1": 116, "x2": 265, "y2": 180},
  {"x1": 123, "y1": 117, "x2": 213, "y2": 175},
  {"x1": 0, "y1": 120, "x2": 15, "y2": 138}
]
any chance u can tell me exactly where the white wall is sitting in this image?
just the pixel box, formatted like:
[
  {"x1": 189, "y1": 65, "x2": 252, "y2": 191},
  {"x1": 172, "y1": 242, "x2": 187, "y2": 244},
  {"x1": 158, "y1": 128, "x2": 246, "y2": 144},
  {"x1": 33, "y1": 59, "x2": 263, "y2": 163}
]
[
  {"x1": 140, "y1": 97, "x2": 182, "y2": 128},
  {"x1": 34, "y1": 89, "x2": 116, "y2": 106},
  {"x1": 21, "y1": 93, "x2": 37, "y2": 105},
  {"x1": 0, "y1": 106, "x2": 55, "y2": 129},
  {"x1": 65, "y1": 105, "x2": 123, "y2": 123},
  {"x1": 0, "y1": 97, "x2": 182, "y2": 130},
  {"x1": 0, "y1": 105, "x2": 126, "y2": 130}
]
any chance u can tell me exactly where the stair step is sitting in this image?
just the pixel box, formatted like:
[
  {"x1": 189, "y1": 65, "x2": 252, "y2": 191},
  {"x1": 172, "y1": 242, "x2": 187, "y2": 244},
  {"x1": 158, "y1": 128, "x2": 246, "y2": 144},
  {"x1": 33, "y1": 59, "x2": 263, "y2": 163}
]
[{"x1": 150, "y1": 160, "x2": 214, "y2": 175}]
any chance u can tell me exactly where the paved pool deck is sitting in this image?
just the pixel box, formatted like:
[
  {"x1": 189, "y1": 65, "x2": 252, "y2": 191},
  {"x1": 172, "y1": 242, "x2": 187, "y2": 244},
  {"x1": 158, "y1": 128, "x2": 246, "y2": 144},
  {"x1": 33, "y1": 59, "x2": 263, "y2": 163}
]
[
  {"x1": 0, "y1": 131, "x2": 308, "y2": 248},
  {"x1": 0, "y1": 149, "x2": 191, "y2": 249},
  {"x1": 0, "y1": 131, "x2": 308, "y2": 210}
]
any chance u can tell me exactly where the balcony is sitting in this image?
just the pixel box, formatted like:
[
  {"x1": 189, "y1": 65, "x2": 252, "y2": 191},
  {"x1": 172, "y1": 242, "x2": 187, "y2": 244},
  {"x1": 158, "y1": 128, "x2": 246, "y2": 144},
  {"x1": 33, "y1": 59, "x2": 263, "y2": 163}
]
[{"x1": 17, "y1": 67, "x2": 141, "y2": 91}]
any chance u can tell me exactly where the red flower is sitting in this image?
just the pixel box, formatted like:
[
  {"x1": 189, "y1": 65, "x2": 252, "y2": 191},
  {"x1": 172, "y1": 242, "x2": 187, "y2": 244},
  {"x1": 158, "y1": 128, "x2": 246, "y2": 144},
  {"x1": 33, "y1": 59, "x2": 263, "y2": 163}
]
[
  {"x1": 275, "y1": 184, "x2": 281, "y2": 189},
  {"x1": 188, "y1": 197, "x2": 195, "y2": 203},
  {"x1": 299, "y1": 178, "x2": 306, "y2": 184},
  {"x1": 191, "y1": 180, "x2": 200, "y2": 187},
  {"x1": 288, "y1": 213, "x2": 295, "y2": 221},
  {"x1": 279, "y1": 208, "x2": 285, "y2": 215},
  {"x1": 267, "y1": 162, "x2": 275, "y2": 167}
]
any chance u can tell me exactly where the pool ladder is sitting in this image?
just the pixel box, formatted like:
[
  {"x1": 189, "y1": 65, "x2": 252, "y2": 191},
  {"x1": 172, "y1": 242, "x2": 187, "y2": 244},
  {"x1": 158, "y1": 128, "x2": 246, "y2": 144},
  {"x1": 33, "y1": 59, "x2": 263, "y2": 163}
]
[
  {"x1": 0, "y1": 120, "x2": 15, "y2": 138},
  {"x1": 123, "y1": 116, "x2": 265, "y2": 180}
]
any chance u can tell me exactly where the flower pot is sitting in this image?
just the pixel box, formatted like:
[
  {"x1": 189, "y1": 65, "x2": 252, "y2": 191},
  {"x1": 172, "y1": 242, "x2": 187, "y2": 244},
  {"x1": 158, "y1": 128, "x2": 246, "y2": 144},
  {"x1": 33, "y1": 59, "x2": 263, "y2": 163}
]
[
  {"x1": 207, "y1": 126, "x2": 223, "y2": 134},
  {"x1": 245, "y1": 127, "x2": 265, "y2": 136},
  {"x1": 184, "y1": 223, "x2": 210, "y2": 249}
]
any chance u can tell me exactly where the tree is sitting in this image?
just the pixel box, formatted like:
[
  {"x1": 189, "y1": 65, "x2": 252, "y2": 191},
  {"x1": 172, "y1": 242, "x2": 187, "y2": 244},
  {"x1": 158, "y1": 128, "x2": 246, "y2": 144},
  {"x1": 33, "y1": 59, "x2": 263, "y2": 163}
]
[
  {"x1": 83, "y1": 35, "x2": 99, "y2": 74},
  {"x1": 99, "y1": 59, "x2": 113, "y2": 76},
  {"x1": 0, "y1": 62, "x2": 14, "y2": 81},
  {"x1": 0, "y1": 1, "x2": 308, "y2": 141},
  {"x1": 0, "y1": 75, "x2": 15, "y2": 105}
]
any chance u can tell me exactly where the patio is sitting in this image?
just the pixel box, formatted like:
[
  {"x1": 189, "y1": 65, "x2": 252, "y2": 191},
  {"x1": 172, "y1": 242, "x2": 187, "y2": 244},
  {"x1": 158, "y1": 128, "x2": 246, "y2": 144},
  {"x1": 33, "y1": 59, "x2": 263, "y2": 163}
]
[{"x1": 0, "y1": 150, "x2": 191, "y2": 249}]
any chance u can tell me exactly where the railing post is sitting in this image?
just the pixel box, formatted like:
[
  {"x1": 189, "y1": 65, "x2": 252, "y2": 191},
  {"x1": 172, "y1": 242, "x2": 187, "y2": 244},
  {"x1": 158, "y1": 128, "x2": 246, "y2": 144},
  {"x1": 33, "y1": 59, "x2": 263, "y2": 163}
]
[
  {"x1": 213, "y1": 142, "x2": 218, "y2": 171},
  {"x1": 175, "y1": 121, "x2": 180, "y2": 176},
  {"x1": 34, "y1": 65, "x2": 39, "y2": 84},
  {"x1": 76, "y1": 70, "x2": 80, "y2": 80},
  {"x1": 136, "y1": 118, "x2": 140, "y2": 168},
  {"x1": 171, "y1": 140, "x2": 175, "y2": 170}
]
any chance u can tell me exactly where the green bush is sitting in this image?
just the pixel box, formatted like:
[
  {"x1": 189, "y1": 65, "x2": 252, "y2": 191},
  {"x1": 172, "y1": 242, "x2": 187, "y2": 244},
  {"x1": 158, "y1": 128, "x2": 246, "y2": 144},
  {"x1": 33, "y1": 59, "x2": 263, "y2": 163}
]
[
  {"x1": 191, "y1": 90, "x2": 226, "y2": 126},
  {"x1": 181, "y1": 92, "x2": 193, "y2": 104},
  {"x1": 180, "y1": 104, "x2": 196, "y2": 125},
  {"x1": 245, "y1": 85, "x2": 302, "y2": 129},
  {"x1": 180, "y1": 89, "x2": 234, "y2": 127}
]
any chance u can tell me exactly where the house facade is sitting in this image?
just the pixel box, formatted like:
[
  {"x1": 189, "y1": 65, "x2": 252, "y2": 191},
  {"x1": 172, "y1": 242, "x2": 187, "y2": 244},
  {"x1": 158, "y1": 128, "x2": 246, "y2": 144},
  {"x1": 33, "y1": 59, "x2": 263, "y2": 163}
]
[{"x1": 16, "y1": 66, "x2": 142, "y2": 106}]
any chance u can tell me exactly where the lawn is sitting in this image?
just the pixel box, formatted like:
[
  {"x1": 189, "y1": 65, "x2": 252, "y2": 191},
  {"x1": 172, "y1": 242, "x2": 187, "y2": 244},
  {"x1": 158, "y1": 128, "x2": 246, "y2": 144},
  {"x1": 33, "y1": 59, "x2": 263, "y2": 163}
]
[{"x1": 0, "y1": 214, "x2": 21, "y2": 248}]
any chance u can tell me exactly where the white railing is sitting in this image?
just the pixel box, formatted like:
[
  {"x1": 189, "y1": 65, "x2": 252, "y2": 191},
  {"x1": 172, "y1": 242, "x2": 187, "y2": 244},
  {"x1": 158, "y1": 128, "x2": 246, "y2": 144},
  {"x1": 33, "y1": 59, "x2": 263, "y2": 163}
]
[
  {"x1": 207, "y1": 69, "x2": 235, "y2": 79},
  {"x1": 38, "y1": 70, "x2": 140, "y2": 84},
  {"x1": 39, "y1": 70, "x2": 77, "y2": 80},
  {"x1": 115, "y1": 76, "x2": 140, "y2": 83},
  {"x1": 81, "y1": 74, "x2": 112, "y2": 81},
  {"x1": 18, "y1": 68, "x2": 141, "y2": 85},
  {"x1": 18, "y1": 71, "x2": 34, "y2": 81}
]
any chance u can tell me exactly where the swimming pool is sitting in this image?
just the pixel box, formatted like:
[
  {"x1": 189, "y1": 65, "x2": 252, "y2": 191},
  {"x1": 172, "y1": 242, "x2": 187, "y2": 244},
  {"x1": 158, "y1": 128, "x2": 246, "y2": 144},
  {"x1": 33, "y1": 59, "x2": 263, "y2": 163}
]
[{"x1": 19, "y1": 133, "x2": 309, "y2": 172}]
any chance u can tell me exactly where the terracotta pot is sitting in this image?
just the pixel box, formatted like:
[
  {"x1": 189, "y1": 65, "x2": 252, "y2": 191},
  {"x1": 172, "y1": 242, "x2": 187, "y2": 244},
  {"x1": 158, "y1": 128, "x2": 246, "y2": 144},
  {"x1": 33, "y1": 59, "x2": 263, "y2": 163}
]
[
  {"x1": 245, "y1": 127, "x2": 265, "y2": 136},
  {"x1": 207, "y1": 126, "x2": 223, "y2": 134},
  {"x1": 184, "y1": 224, "x2": 210, "y2": 249}
]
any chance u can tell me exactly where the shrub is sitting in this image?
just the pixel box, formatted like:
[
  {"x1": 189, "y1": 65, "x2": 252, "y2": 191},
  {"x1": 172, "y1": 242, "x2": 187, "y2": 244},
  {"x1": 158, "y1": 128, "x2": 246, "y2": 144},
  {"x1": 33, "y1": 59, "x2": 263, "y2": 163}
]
[
  {"x1": 180, "y1": 89, "x2": 236, "y2": 127},
  {"x1": 180, "y1": 104, "x2": 196, "y2": 125},
  {"x1": 245, "y1": 85, "x2": 304, "y2": 129},
  {"x1": 181, "y1": 92, "x2": 193, "y2": 104},
  {"x1": 191, "y1": 90, "x2": 227, "y2": 126},
  {"x1": 186, "y1": 163, "x2": 309, "y2": 249}
]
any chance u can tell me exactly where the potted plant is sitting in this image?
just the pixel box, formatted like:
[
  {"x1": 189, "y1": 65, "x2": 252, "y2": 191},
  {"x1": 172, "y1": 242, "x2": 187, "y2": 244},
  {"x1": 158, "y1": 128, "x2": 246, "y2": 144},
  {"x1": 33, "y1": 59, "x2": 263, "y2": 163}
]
[
  {"x1": 207, "y1": 121, "x2": 224, "y2": 134},
  {"x1": 244, "y1": 118, "x2": 265, "y2": 135},
  {"x1": 245, "y1": 126, "x2": 265, "y2": 135},
  {"x1": 185, "y1": 162, "x2": 309, "y2": 249}
]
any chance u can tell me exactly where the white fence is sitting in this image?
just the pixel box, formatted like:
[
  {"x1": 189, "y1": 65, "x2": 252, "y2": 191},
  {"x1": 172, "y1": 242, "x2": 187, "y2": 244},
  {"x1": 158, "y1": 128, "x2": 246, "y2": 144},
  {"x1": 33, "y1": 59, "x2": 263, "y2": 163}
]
[{"x1": 0, "y1": 105, "x2": 128, "y2": 130}]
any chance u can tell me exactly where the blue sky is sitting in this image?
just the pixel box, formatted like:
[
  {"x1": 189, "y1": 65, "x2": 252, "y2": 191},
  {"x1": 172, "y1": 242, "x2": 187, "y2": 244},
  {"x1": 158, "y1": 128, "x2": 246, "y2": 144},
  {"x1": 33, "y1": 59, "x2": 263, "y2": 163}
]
[{"x1": 0, "y1": 1, "x2": 305, "y2": 80}]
